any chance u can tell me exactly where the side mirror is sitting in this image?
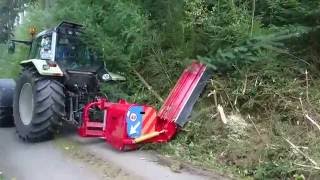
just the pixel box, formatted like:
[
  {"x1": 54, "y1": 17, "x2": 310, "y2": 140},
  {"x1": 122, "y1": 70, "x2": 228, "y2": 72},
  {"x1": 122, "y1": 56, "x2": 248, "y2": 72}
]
[
  {"x1": 8, "y1": 41, "x2": 15, "y2": 54},
  {"x1": 108, "y1": 72, "x2": 126, "y2": 81},
  {"x1": 100, "y1": 72, "x2": 126, "y2": 82}
]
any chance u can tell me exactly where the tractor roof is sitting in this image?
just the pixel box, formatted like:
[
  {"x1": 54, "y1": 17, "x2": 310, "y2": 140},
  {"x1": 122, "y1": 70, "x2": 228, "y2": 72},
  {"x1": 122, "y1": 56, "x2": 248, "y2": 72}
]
[
  {"x1": 56, "y1": 21, "x2": 83, "y2": 30},
  {"x1": 35, "y1": 21, "x2": 83, "y2": 38}
]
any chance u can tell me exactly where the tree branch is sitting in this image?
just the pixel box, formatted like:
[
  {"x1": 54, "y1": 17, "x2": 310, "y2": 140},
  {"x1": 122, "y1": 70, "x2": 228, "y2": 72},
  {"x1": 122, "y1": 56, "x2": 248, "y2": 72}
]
[{"x1": 133, "y1": 69, "x2": 164, "y2": 102}]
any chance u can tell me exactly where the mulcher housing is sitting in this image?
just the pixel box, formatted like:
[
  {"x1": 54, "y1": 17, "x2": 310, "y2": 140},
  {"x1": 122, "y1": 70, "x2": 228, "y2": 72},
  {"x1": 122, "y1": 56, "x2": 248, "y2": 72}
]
[{"x1": 79, "y1": 62, "x2": 211, "y2": 150}]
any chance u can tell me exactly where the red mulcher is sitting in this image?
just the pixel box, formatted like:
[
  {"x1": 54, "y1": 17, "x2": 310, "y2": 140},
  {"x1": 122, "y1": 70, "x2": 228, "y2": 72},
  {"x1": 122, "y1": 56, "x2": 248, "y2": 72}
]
[{"x1": 78, "y1": 61, "x2": 212, "y2": 151}]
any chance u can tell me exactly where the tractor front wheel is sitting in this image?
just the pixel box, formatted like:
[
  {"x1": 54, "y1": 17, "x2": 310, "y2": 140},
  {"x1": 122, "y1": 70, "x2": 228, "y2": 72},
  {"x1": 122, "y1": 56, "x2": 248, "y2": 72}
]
[{"x1": 13, "y1": 67, "x2": 66, "y2": 142}]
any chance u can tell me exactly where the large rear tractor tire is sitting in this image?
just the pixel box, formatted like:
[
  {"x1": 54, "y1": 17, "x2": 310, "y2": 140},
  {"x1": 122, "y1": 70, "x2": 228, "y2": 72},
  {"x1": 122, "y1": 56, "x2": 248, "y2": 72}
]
[
  {"x1": 13, "y1": 67, "x2": 66, "y2": 142},
  {"x1": 0, "y1": 79, "x2": 15, "y2": 127}
]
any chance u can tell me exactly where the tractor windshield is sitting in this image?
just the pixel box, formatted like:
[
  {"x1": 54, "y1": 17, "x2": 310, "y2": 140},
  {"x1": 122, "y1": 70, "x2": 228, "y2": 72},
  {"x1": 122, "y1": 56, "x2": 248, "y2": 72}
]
[{"x1": 55, "y1": 32, "x2": 103, "y2": 72}]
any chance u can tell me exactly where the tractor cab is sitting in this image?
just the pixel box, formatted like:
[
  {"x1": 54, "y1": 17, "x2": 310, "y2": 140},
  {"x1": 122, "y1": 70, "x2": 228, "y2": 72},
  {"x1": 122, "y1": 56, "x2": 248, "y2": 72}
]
[
  {"x1": 10, "y1": 21, "x2": 124, "y2": 82},
  {"x1": 31, "y1": 22, "x2": 102, "y2": 72}
]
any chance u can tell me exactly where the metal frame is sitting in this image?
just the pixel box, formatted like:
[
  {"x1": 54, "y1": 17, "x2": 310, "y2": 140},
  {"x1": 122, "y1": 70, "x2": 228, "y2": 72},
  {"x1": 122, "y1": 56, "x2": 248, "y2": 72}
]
[
  {"x1": 11, "y1": 40, "x2": 32, "y2": 45},
  {"x1": 51, "y1": 31, "x2": 57, "y2": 61}
]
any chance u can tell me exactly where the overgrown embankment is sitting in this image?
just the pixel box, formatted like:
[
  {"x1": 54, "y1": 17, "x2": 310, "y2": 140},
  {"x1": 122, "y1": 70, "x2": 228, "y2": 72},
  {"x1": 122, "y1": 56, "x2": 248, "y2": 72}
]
[{"x1": 3, "y1": 0, "x2": 320, "y2": 179}]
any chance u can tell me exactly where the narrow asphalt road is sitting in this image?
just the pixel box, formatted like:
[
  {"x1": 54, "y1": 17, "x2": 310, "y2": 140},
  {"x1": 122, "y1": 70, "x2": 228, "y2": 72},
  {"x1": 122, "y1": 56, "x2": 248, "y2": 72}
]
[
  {"x1": 0, "y1": 128, "x2": 102, "y2": 180},
  {"x1": 0, "y1": 128, "x2": 229, "y2": 180}
]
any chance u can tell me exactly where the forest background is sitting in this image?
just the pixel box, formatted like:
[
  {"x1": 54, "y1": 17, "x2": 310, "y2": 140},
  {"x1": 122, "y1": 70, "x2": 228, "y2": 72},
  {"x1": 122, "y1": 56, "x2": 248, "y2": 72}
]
[{"x1": 1, "y1": 0, "x2": 320, "y2": 179}]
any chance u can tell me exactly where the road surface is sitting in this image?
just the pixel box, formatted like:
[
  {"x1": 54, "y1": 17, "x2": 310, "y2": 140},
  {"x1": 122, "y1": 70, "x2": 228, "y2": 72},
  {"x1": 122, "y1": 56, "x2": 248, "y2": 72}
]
[
  {"x1": 0, "y1": 128, "x2": 229, "y2": 180},
  {"x1": 0, "y1": 128, "x2": 102, "y2": 180}
]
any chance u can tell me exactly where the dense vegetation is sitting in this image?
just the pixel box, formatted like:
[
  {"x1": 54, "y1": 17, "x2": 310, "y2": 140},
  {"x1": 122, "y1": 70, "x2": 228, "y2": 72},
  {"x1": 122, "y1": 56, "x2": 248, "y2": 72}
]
[{"x1": 1, "y1": 0, "x2": 320, "y2": 179}]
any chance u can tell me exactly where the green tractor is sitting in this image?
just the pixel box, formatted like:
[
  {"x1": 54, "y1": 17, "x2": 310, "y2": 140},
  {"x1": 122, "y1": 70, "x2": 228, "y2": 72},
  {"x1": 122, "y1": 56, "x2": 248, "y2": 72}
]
[{"x1": 0, "y1": 22, "x2": 125, "y2": 142}]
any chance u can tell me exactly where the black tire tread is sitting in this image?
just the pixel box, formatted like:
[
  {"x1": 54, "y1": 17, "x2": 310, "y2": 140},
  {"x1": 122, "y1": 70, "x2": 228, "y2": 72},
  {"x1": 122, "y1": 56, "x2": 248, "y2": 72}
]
[
  {"x1": 14, "y1": 67, "x2": 65, "y2": 142},
  {"x1": 0, "y1": 107, "x2": 14, "y2": 127}
]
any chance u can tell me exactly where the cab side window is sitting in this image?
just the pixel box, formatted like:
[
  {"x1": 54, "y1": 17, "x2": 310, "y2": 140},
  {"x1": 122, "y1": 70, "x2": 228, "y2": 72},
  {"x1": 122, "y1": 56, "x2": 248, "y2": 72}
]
[
  {"x1": 29, "y1": 35, "x2": 53, "y2": 60},
  {"x1": 29, "y1": 37, "x2": 42, "y2": 59}
]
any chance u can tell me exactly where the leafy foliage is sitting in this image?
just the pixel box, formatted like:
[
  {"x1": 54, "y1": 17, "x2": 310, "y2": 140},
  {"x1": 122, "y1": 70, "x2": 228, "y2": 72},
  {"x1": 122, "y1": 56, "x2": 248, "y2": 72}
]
[
  {"x1": 2, "y1": 0, "x2": 320, "y2": 179},
  {"x1": 0, "y1": 0, "x2": 35, "y2": 42}
]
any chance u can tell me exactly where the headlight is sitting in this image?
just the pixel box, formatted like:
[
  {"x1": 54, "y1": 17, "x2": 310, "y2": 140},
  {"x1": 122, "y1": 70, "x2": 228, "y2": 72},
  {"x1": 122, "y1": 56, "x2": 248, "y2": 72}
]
[{"x1": 42, "y1": 64, "x2": 50, "y2": 70}]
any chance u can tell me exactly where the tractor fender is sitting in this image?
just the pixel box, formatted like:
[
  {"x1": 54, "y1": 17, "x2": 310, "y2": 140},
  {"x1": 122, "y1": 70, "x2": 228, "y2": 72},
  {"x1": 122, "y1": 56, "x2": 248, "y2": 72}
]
[
  {"x1": 0, "y1": 79, "x2": 15, "y2": 108},
  {"x1": 20, "y1": 59, "x2": 63, "y2": 77}
]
